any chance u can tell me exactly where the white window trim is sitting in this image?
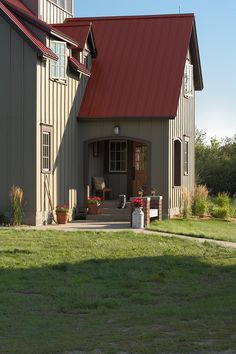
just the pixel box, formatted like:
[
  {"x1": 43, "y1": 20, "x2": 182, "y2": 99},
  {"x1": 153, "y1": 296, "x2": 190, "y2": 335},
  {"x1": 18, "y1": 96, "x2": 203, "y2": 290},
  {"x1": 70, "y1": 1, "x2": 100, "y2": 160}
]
[
  {"x1": 50, "y1": 41, "x2": 67, "y2": 81},
  {"x1": 48, "y1": 0, "x2": 73, "y2": 15},
  {"x1": 41, "y1": 124, "x2": 53, "y2": 174},
  {"x1": 183, "y1": 135, "x2": 190, "y2": 176},
  {"x1": 109, "y1": 140, "x2": 127, "y2": 173},
  {"x1": 184, "y1": 62, "x2": 193, "y2": 98}
]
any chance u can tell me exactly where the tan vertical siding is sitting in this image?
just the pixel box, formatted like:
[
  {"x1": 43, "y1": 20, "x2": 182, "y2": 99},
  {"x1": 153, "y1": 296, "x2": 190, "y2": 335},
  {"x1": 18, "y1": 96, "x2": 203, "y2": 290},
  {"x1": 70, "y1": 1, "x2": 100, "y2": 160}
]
[
  {"x1": 39, "y1": 0, "x2": 73, "y2": 24},
  {"x1": 36, "y1": 41, "x2": 87, "y2": 224},
  {"x1": 168, "y1": 51, "x2": 195, "y2": 216}
]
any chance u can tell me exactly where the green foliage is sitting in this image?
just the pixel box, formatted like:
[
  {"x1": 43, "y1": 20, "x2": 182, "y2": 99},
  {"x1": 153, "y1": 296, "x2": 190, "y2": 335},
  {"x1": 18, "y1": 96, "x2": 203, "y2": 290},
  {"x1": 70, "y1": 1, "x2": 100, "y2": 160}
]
[
  {"x1": 191, "y1": 185, "x2": 209, "y2": 217},
  {"x1": 182, "y1": 189, "x2": 191, "y2": 219},
  {"x1": 9, "y1": 185, "x2": 23, "y2": 225},
  {"x1": 0, "y1": 213, "x2": 8, "y2": 225},
  {"x1": 211, "y1": 206, "x2": 230, "y2": 220},
  {"x1": 215, "y1": 193, "x2": 230, "y2": 208},
  {"x1": 195, "y1": 131, "x2": 236, "y2": 196}
]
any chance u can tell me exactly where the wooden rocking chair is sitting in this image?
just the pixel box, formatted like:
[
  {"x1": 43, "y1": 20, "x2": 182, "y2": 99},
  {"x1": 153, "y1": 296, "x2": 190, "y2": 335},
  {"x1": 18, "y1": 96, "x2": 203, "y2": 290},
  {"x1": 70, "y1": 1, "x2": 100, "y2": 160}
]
[{"x1": 92, "y1": 176, "x2": 112, "y2": 200}]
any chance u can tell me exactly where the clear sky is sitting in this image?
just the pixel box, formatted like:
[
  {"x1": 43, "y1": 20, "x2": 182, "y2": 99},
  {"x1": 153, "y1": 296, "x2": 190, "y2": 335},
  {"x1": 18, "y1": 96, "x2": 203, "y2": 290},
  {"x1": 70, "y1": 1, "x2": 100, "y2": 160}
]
[{"x1": 75, "y1": 0, "x2": 236, "y2": 140}]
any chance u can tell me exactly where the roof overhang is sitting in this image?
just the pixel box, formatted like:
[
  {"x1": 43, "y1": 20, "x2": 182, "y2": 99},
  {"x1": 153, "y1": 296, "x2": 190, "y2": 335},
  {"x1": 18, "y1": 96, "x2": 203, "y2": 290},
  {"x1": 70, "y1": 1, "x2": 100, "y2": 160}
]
[
  {"x1": 190, "y1": 19, "x2": 204, "y2": 90},
  {"x1": 68, "y1": 56, "x2": 91, "y2": 77}
]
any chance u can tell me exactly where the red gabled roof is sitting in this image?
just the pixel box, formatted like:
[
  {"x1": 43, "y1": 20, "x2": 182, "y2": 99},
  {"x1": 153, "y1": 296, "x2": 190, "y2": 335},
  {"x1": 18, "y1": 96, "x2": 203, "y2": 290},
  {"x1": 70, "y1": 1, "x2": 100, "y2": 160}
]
[
  {"x1": 1, "y1": 0, "x2": 33, "y2": 15},
  {"x1": 68, "y1": 56, "x2": 91, "y2": 77},
  {"x1": 0, "y1": 1, "x2": 57, "y2": 60},
  {"x1": 66, "y1": 14, "x2": 203, "y2": 119}
]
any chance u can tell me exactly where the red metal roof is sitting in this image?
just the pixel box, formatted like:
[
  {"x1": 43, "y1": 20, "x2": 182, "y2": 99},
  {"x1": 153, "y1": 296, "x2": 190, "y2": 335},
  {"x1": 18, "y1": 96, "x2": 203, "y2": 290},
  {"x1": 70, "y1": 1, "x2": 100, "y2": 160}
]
[
  {"x1": 53, "y1": 22, "x2": 91, "y2": 50},
  {"x1": 66, "y1": 14, "x2": 202, "y2": 119},
  {"x1": 0, "y1": 1, "x2": 58, "y2": 60},
  {"x1": 1, "y1": 0, "x2": 33, "y2": 15},
  {"x1": 68, "y1": 56, "x2": 91, "y2": 77}
]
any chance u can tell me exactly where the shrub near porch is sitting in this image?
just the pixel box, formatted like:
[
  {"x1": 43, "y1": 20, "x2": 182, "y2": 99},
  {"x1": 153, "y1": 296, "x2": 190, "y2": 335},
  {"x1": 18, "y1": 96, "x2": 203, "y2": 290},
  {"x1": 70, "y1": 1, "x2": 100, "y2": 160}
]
[{"x1": 0, "y1": 230, "x2": 236, "y2": 353}]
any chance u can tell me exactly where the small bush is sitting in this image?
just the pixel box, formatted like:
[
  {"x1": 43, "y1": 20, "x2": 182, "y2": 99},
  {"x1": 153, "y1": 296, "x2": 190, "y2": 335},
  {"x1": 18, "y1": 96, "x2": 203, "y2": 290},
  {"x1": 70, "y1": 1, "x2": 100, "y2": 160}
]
[
  {"x1": 211, "y1": 206, "x2": 230, "y2": 220},
  {"x1": 182, "y1": 189, "x2": 191, "y2": 219},
  {"x1": 215, "y1": 193, "x2": 230, "y2": 208},
  {"x1": 191, "y1": 185, "x2": 209, "y2": 217},
  {"x1": 9, "y1": 185, "x2": 24, "y2": 225},
  {"x1": 0, "y1": 213, "x2": 8, "y2": 225}
]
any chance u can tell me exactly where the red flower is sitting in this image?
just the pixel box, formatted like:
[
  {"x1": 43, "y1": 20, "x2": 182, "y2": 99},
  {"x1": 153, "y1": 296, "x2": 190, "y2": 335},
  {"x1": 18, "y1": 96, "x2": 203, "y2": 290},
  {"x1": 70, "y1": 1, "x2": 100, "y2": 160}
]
[{"x1": 132, "y1": 198, "x2": 144, "y2": 208}]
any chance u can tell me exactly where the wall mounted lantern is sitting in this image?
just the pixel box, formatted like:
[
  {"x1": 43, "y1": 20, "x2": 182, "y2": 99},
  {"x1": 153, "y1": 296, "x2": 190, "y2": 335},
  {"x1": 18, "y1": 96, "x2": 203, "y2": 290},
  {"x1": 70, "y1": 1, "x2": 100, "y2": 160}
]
[{"x1": 114, "y1": 125, "x2": 120, "y2": 135}]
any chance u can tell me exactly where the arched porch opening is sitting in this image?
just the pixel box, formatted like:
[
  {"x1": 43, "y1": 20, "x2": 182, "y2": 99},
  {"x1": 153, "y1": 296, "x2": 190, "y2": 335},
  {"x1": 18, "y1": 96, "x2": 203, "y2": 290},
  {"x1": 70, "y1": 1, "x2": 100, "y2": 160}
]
[{"x1": 84, "y1": 136, "x2": 151, "y2": 201}]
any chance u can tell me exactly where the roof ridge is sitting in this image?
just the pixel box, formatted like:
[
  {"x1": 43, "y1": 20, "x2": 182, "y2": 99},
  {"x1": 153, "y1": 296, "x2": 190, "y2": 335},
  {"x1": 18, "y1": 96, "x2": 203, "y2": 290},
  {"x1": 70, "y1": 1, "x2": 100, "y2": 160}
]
[{"x1": 67, "y1": 13, "x2": 195, "y2": 23}]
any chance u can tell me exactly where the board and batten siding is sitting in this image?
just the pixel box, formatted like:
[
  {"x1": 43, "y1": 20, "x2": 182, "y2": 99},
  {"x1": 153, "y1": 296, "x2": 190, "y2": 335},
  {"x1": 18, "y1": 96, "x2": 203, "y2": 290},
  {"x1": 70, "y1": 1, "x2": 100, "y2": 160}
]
[
  {"x1": 77, "y1": 119, "x2": 170, "y2": 218},
  {"x1": 36, "y1": 44, "x2": 87, "y2": 225},
  {"x1": 0, "y1": 16, "x2": 37, "y2": 223},
  {"x1": 168, "y1": 54, "x2": 195, "y2": 217},
  {"x1": 39, "y1": 0, "x2": 73, "y2": 24}
]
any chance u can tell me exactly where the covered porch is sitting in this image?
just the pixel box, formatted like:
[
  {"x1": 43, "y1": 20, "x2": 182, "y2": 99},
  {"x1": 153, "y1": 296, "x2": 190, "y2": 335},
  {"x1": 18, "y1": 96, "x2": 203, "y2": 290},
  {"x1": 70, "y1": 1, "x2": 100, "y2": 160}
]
[{"x1": 84, "y1": 137, "x2": 151, "y2": 201}]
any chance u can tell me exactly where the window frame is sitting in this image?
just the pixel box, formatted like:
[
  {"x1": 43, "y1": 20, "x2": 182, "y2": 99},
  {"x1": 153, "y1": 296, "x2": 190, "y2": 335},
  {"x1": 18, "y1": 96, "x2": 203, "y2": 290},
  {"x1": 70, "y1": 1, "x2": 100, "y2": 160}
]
[
  {"x1": 49, "y1": 0, "x2": 73, "y2": 14},
  {"x1": 50, "y1": 41, "x2": 67, "y2": 81},
  {"x1": 173, "y1": 138, "x2": 182, "y2": 187},
  {"x1": 184, "y1": 61, "x2": 193, "y2": 98},
  {"x1": 41, "y1": 124, "x2": 53, "y2": 174},
  {"x1": 109, "y1": 140, "x2": 127, "y2": 173},
  {"x1": 183, "y1": 135, "x2": 190, "y2": 176}
]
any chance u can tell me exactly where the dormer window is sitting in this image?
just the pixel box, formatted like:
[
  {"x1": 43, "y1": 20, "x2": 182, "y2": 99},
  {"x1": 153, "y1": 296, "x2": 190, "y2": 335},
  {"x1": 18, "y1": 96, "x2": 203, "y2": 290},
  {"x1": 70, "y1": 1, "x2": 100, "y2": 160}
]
[
  {"x1": 50, "y1": 41, "x2": 66, "y2": 80},
  {"x1": 184, "y1": 62, "x2": 193, "y2": 98},
  {"x1": 51, "y1": 0, "x2": 72, "y2": 13}
]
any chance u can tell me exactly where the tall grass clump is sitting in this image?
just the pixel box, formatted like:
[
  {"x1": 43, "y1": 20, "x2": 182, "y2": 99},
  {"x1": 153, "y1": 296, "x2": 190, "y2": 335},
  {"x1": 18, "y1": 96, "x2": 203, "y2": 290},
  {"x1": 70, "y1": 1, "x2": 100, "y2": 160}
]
[
  {"x1": 182, "y1": 188, "x2": 191, "y2": 219},
  {"x1": 191, "y1": 185, "x2": 209, "y2": 217},
  {"x1": 9, "y1": 185, "x2": 24, "y2": 225},
  {"x1": 211, "y1": 192, "x2": 231, "y2": 220}
]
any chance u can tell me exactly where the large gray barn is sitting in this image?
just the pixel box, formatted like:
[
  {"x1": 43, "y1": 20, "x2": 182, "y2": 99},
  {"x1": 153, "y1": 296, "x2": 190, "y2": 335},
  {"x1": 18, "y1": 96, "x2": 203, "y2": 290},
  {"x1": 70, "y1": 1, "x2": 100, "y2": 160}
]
[{"x1": 0, "y1": 0, "x2": 203, "y2": 225}]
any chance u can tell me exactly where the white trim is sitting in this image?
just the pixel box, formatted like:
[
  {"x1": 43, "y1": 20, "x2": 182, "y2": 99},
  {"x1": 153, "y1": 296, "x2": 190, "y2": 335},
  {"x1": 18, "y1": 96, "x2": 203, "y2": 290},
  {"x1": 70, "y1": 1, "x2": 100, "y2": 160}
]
[
  {"x1": 47, "y1": 0, "x2": 73, "y2": 15},
  {"x1": 50, "y1": 41, "x2": 66, "y2": 80}
]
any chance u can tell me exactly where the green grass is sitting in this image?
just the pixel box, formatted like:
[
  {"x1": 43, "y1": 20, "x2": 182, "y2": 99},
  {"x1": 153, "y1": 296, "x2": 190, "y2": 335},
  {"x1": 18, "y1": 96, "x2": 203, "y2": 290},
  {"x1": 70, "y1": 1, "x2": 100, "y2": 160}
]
[
  {"x1": 148, "y1": 218, "x2": 236, "y2": 242},
  {"x1": 0, "y1": 229, "x2": 236, "y2": 353}
]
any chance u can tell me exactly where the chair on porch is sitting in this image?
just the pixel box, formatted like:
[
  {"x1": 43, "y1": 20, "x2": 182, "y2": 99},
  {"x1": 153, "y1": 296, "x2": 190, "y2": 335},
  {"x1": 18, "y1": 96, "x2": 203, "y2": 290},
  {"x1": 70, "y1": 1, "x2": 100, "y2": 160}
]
[{"x1": 92, "y1": 176, "x2": 113, "y2": 200}]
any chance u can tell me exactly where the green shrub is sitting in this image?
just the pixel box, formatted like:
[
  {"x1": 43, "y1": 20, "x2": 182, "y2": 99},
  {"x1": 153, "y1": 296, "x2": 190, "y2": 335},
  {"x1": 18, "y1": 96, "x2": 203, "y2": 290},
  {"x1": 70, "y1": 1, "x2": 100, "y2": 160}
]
[
  {"x1": 211, "y1": 206, "x2": 230, "y2": 220},
  {"x1": 215, "y1": 193, "x2": 230, "y2": 208},
  {"x1": 191, "y1": 185, "x2": 209, "y2": 217},
  {"x1": 0, "y1": 213, "x2": 8, "y2": 225},
  {"x1": 9, "y1": 185, "x2": 24, "y2": 225}
]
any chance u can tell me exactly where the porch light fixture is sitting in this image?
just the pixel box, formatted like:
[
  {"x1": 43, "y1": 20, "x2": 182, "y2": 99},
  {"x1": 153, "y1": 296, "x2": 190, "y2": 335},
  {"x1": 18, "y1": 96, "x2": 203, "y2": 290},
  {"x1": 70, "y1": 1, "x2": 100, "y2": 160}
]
[{"x1": 114, "y1": 125, "x2": 120, "y2": 135}]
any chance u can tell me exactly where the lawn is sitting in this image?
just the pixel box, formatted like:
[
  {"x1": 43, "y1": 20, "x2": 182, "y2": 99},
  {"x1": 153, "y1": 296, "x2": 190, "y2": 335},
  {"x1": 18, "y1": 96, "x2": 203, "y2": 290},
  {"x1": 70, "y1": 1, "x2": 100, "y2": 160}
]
[
  {"x1": 148, "y1": 218, "x2": 236, "y2": 243},
  {"x1": 0, "y1": 229, "x2": 236, "y2": 353}
]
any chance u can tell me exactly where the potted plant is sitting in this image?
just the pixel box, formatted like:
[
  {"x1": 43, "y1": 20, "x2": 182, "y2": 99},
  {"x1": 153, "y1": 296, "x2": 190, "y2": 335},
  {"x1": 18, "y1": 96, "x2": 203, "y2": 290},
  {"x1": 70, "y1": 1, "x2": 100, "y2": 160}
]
[
  {"x1": 132, "y1": 197, "x2": 144, "y2": 229},
  {"x1": 87, "y1": 197, "x2": 102, "y2": 215},
  {"x1": 55, "y1": 204, "x2": 69, "y2": 224}
]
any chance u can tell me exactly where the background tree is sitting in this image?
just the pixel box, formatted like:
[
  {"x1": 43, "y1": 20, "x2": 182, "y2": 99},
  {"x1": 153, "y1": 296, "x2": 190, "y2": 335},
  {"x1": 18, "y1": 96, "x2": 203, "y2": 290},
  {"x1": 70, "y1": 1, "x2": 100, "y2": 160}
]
[{"x1": 195, "y1": 129, "x2": 236, "y2": 196}]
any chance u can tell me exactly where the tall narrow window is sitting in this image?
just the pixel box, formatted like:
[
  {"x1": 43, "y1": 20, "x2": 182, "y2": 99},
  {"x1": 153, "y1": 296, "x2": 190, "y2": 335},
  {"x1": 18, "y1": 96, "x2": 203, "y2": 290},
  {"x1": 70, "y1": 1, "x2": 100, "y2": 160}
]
[
  {"x1": 184, "y1": 136, "x2": 189, "y2": 175},
  {"x1": 109, "y1": 140, "x2": 127, "y2": 173},
  {"x1": 184, "y1": 62, "x2": 193, "y2": 97},
  {"x1": 51, "y1": 0, "x2": 72, "y2": 13},
  {"x1": 174, "y1": 140, "x2": 181, "y2": 186},
  {"x1": 50, "y1": 42, "x2": 66, "y2": 80},
  {"x1": 41, "y1": 125, "x2": 52, "y2": 173}
]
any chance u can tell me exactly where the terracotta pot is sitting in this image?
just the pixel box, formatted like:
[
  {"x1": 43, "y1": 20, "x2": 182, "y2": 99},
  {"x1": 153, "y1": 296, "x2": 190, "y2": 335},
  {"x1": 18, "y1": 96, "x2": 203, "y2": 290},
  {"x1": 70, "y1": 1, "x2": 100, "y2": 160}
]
[
  {"x1": 87, "y1": 204, "x2": 101, "y2": 215},
  {"x1": 56, "y1": 211, "x2": 68, "y2": 224}
]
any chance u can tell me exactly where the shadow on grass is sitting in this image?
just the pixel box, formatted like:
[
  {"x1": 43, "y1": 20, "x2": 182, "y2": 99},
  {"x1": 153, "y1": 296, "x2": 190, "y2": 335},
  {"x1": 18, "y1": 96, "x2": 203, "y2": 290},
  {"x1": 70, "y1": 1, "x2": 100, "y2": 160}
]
[{"x1": 0, "y1": 255, "x2": 236, "y2": 353}]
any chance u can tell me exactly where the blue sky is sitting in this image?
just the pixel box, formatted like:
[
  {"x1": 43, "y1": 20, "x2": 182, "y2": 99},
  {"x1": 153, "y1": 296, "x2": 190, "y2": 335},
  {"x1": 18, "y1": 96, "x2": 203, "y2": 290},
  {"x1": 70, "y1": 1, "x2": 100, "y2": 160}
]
[{"x1": 75, "y1": 1, "x2": 236, "y2": 140}]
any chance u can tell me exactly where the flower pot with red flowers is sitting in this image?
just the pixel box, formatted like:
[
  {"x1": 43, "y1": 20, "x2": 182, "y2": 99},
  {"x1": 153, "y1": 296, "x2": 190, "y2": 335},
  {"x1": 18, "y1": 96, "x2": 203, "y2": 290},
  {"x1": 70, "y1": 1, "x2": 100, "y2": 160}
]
[
  {"x1": 87, "y1": 197, "x2": 102, "y2": 215},
  {"x1": 132, "y1": 197, "x2": 144, "y2": 229},
  {"x1": 56, "y1": 204, "x2": 69, "y2": 224}
]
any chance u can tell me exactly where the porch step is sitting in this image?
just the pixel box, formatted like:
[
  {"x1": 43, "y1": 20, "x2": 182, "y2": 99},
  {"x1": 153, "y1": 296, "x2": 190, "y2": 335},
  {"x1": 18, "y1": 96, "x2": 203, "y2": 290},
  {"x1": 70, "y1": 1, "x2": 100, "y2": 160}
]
[{"x1": 87, "y1": 200, "x2": 131, "y2": 222}]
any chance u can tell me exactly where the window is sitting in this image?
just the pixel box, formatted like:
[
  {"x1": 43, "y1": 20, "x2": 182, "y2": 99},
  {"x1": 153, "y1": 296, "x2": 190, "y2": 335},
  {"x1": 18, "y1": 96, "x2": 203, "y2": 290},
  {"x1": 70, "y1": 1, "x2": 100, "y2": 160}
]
[
  {"x1": 109, "y1": 140, "x2": 127, "y2": 172},
  {"x1": 50, "y1": 42, "x2": 66, "y2": 80},
  {"x1": 135, "y1": 145, "x2": 147, "y2": 171},
  {"x1": 174, "y1": 140, "x2": 181, "y2": 186},
  {"x1": 183, "y1": 136, "x2": 189, "y2": 175},
  {"x1": 51, "y1": 0, "x2": 72, "y2": 13},
  {"x1": 41, "y1": 125, "x2": 52, "y2": 173},
  {"x1": 184, "y1": 62, "x2": 193, "y2": 97}
]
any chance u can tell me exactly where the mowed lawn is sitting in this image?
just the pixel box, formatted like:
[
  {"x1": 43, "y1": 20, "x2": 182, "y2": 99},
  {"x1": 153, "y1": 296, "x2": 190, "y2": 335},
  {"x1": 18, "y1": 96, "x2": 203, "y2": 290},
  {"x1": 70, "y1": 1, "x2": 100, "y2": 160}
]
[
  {"x1": 148, "y1": 218, "x2": 236, "y2": 243},
  {"x1": 0, "y1": 230, "x2": 236, "y2": 354}
]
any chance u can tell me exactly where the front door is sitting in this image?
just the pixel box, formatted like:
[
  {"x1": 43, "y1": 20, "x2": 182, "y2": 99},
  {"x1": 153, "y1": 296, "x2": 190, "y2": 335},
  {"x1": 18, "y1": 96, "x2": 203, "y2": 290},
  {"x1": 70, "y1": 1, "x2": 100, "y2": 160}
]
[{"x1": 133, "y1": 142, "x2": 148, "y2": 196}]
